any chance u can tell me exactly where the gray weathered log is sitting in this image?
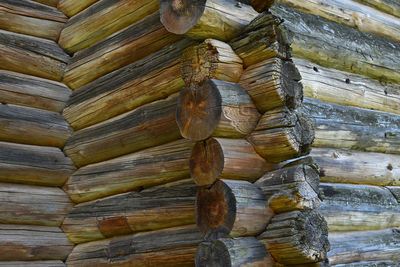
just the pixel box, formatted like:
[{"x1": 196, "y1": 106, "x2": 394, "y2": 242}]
[
  {"x1": 237, "y1": 0, "x2": 274, "y2": 12},
  {"x1": 353, "y1": 0, "x2": 400, "y2": 18},
  {"x1": 387, "y1": 186, "x2": 400, "y2": 203},
  {"x1": 332, "y1": 260, "x2": 400, "y2": 267},
  {"x1": 0, "y1": 261, "x2": 66, "y2": 267}
]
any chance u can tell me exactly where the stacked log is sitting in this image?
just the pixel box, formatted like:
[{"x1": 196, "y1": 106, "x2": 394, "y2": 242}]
[{"x1": 57, "y1": 0, "x2": 99, "y2": 17}]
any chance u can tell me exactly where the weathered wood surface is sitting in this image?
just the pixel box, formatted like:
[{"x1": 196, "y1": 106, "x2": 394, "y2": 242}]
[
  {"x1": 0, "y1": 183, "x2": 72, "y2": 226},
  {"x1": 0, "y1": 224, "x2": 73, "y2": 261},
  {"x1": 63, "y1": 184, "x2": 196, "y2": 243},
  {"x1": 59, "y1": 0, "x2": 158, "y2": 54},
  {"x1": 0, "y1": 104, "x2": 72, "y2": 147},
  {"x1": 353, "y1": 0, "x2": 400, "y2": 18},
  {"x1": 0, "y1": 261, "x2": 65, "y2": 267},
  {"x1": 319, "y1": 183, "x2": 400, "y2": 231},
  {"x1": 58, "y1": 0, "x2": 99, "y2": 17},
  {"x1": 302, "y1": 97, "x2": 400, "y2": 154},
  {"x1": 160, "y1": 0, "x2": 258, "y2": 40},
  {"x1": 0, "y1": 30, "x2": 69, "y2": 81},
  {"x1": 332, "y1": 261, "x2": 400, "y2": 267},
  {"x1": 239, "y1": 57, "x2": 303, "y2": 112},
  {"x1": 63, "y1": 12, "x2": 181, "y2": 90},
  {"x1": 196, "y1": 237, "x2": 274, "y2": 267},
  {"x1": 64, "y1": 39, "x2": 195, "y2": 130},
  {"x1": 64, "y1": 94, "x2": 181, "y2": 167},
  {"x1": 64, "y1": 139, "x2": 194, "y2": 203},
  {"x1": 387, "y1": 186, "x2": 400, "y2": 203},
  {"x1": 150, "y1": 178, "x2": 195, "y2": 189},
  {"x1": 0, "y1": 141, "x2": 76, "y2": 186},
  {"x1": 197, "y1": 179, "x2": 272, "y2": 240},
  {"x1": 237, "y1": 0, "x2": 274, "y2": 12},
  {"x1": 0, "y1": 0, "x2": 67, "y2": 41},
  {"x1": 176, "y1": 79, "x2": 260, "y2": 141},
  {"x1": 311, "y1": 147, "x2": 400, "y2": 186},
  {"x1": 248, "y1": 107, "x2": 314, "y2": 163},
  {"x1": 66, "y1": 225, "x2": 202, "y2": 266},
  {"x1": 270, "y1": 4, "x2": 400, "y2": 84},
  {"x1": 190, "y1": 138, "x2": 271, "y2": 186},
  {"x1": 294, "y1": 58, "x2": 400, "y2": 115},
  {"x1": 328, "y1": 228, "x2": 400, "y2": 265},
  {"x1": 32, "y1": 0, "x2": 58, "y2": 7},
  {"x1": 255, "y1": 164, "x2": 321, "y2": 213},
  {"x1": 181, "y1": 39, "x2": 243, "y2": 87},
  {"x1": 0, "y1": 70, "x2": 71, "y2": 112},
  {"x1": 259, "y1": 209, "x2": 330, "y2": 265}
]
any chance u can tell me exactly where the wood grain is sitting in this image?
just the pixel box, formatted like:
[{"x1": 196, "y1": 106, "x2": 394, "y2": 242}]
[
  {"x1": 58, "y1": 0, "x2": 99, "y2": 17},
  {"x1": 353, "y1": 0, "x2": 400, "y2": 17},
  {"x1": 0, "y1": 261, "x2": 65, "y2": 267}
]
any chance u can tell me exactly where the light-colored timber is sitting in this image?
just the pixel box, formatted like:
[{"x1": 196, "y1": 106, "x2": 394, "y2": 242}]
[
  {"x1": 353, "y1": 0, "x2": 400, "y2": 18},
  {"x1": 0, "y1": 261, "x2": 65, "y2": 267},
  {"x1": 57, "y1": 0, "x2": 99, "y2": 17}
]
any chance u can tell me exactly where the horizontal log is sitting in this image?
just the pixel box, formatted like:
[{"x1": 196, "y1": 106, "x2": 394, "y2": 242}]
[
  {"x1": 31, "y1": 0, "x2": 58, "y2": 7},
  {"x1": 353, "y1": 0, "x2": 400, "y2": 18},
  {"x1": 63, "y1": 38, "x2": 195, "y2": 130},
  {"x1": 0, "y1": 103, "x2": 72, "y2": 147},
  {"x1": 311, "y1": 147, "x2": 400, "y2": 186},
  {"x1": 59, "y1": 0, "x2": 158, "y2": 54},
  {"x1": 176, "y1": 79, "x2": 260, "y2": 141},
  {"x1": 0, "y1": 224, "x2": 73, "y2": 261},
  {"x1": 328, "y1": 228, "x2": 400, "y2": 265},
  {"x1": 66, "y1": 225, "x2": 202, "y2": 266},
  {"x1": 64, "y1": 139, "x2": 194, "y2": 203},
  {"x1": 197, "y1": 179, "x2": 272, "y2": 240},
  {"x1": 0, "y1": 0, "x2": 67, "y2": 41},
  {"x1": 181, "y1": 38, "x2": 243, "y2": 87},
  {"x1": 0, "y1": 70, "x2": 71, "y2": 112},
  {"x1": 319, "y1": 183, "x2": 400, "y2": 231},
  {"x1": 160, "y1": 0, "x2": 258, "y2": 40},
  {"x1": 62, "y1": 184, "x2": 196, "y2": 243},
  {"x1": 332, "y1": 261, "x2": 400, "y2": 267},
  {"x1": 270, "y1": 4, "x2": 400, "y2": 84},
  {"x1": 0, "y1": 30, "x2": 69, "y2": 81},
  {"x1": 0, "y1": 141, "x2": 76, "y2": 186},
  {"x1": 387, "y1": 186, "x2": 400, "y2": 203},
  {"x1": 302, "y1": 97, "x2": 400, "y2": 154},
  {"x1": 295, "y1": 58, "x2": 400, "y2": 115},
  {"x1": 149, "y1": 178, "x2": 195, "y2": 189},
  {"x1": 0, "y1": 261, "x2": 65, "y2": 267},
  {"x1": 57, "y1": 0, "x2": 99, "y2": 17}
]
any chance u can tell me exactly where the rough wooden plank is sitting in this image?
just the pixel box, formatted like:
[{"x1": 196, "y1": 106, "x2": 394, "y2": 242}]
[
  {"x1": 0, "y1": 70, "x2": 71, "y2": 112},
  {"x1": 311, "y1": 147, "x2": 400, "y2": 186},
  {"x1": 0, "y1": 141, "x2": 76, "y2": 186},
  {"x1": 353, "y1": 0, "x2": 400, "y2": 18},
  {"x1": 0, "y1": 183, "x2": 72, "y2": 226},
  {"x1": 0, "y1": 103, "x2": 73, "y2": 147},
  {"x1": 0, "y1": 261, "x2": 65, "y2": 267},
  {"x1": 57, "y1": 0, "x2": 99, "y2": 17}
]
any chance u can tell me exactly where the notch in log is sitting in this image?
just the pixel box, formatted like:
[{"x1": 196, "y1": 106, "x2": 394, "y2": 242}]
[
  {"x1": 196, "y1": 179, "x2": 273, "y2": 240},
  {"x1": 176, "y1": 79, "x2": 260, "y2": 141},
  {"x1": 160, "y1": 0, "x2": 258, "y2": 41}
]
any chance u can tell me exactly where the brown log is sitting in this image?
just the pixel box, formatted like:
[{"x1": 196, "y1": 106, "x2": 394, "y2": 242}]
[
  {"x1": 259, "y1": 209, "x2": 330, "y2": 265},
  {"x1": 64, "y1": 139, "x2": 194, "y2": 203},
  {"x1": 181, "y1": 39, "x2": 243, "y2": 87},
  {"x1": 149, "y1": 178, "x2": 195, "y2": 189},
  {"x1": 353, "y1": 0, "x2": 400, "y2": 18},
  {"x1": 176, "y1": 79, "x2": 260, "y2": 141},
  {"x1": 197, "y1": 179, "x2": 272, "y2": 240},
  {"x1": 0, "y1": 261, "x2": 65, "y2": 267},
  {"x1": 190, "y1": 137, "x2": 272, "y2": 186},
  {"x1": 160, "y1": 0, "x2": 258, "y2": 40},
  {"x1": 237, "y1": 0, "x2": 275, "y2": 12},
  {"x1": 248, "y1": 107, "x2": 315, "y2": 163},
  {"x1": 31, "y1": 0, "x2": 59, "y2": 7},
  {"x1": 254, "y1": 163, "x2": 321, "y2": 213},
  {"x1": 57, "y1": 0, "x2": 98, "y2": 17},
  {"x1": 0, "y1": 224, "x2": 73, "y2": 261},
  {"x1": 239, "y1": 57, "x2": 303, "y2": 112},
  {"x1": 0, "y1": 141, "x2": 76, "y2": 186},
  {"x1": 196, "y1": 237, "x2": 274, "y2": 267}
]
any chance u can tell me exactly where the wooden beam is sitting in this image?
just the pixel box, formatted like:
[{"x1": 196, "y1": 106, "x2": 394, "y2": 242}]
[
  {"x1": 0, "y1": 261, "x2": 66, "y2": 267},
  {"x1": 57, "y1": 0, "x2": 99, "y2": 17},
  {"x1": 31, "y1": 0, "x2": 59, "y2": 7},
  {"x1": 353, "y1": 0, "x2": 400, "y2": 18},
  {"x1": 332, "y1": 261, "x2": 400, "y2": 267},
  {"x1": 387, "y1": 186, "x2": 400, "y2": 203}
]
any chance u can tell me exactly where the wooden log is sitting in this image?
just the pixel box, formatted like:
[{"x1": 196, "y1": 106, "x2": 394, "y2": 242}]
[
  {"x1": 0, "y1": 70, "x2": 71, "y2": 112},
  {"x1": 190, "y1": 138, "x2": 272, "y2": 186},
  {"x1": 0, "y1": 224, "x2": 73, "y2": 261},
  {"x1": 248, "y1": 107, "x2": 314, "y2": 163},
  {"x1": 302, "y1": 97, "x2": 400, "y2": 154},
  {"x1": 0, "y1": 261, "x2": 65, "y2": 267},
  {"x1": 387, "y1": 186, "x2": 400, "y2": 203},
  {"x1": 58, "y1": 0, "x2": 159, "y2": 54},
  {"x1": 63, "y1": 38, "x2": 195, "y2": 130},
  {"x1": 62, "y1": 184, "x2": 196, "y2": 243},
  {"x1": 0, "y1": 0, "x2": 67, "y2": 41},
  {"x1": 239, "y1": 57, "x2": 303, "y2": 112},
  {"x1": 328, "y1": 228, "x2": 400, "y2": 265},
  {"x1": 159, "y1": 0, "x2": 258, "y2": 40},
  {"x1": 294, "y1": 58, "x2": 400, "y2": 115},
  {"x1": 197, "y1": 179, "x2": 272, "y2": 240},
  {"x1": 66, "y1": 225, "x2": 202, "y2": 266},
  {"x1": 181, "y1": 39, "x2": 243, "y2": 87},
  {"x1": 196, "y1": 237, "x2": 274, "y2": 266},
  {"x1": 0, "y1": 103, "x2": 72, "y2": 147},
  {"x1": 64, "y1": 139, "x2": 194, "y2": 203},
  {"x1": 259, "y1": 209, "x2": 330, "y2": 265},
  {"x1": 254, "y1": 164, "x2": 321, "y2": 213},
  {"x1": 58, "y1": 0, "x2": 99, "y2": 17},
  {"x1": 311, "y1": 147, "x2": 400, "y2": 186},
  {"x1": 149, "y1": 178, "x2": 195, "y2": 189},
  {"x1": 0, "y1": 30, "x2": 69, "y2": 81},
  {"x1": 0, "y1": 141, "x2": 76, "y2": 186},
  {"x1": 353, "y1": 0, "x2": 400, "y2": 18},
  {"x1": 0, "y1": 183, "x2": 72, "y2": 226},
  {"x1": 237, "y1": 0, "x2": 275, "y2": 12},
  {"x1": 332, "y1": 261, "x2": 400, "y2": 267},
  {"x1": 269, "y1": 4, "x2": 400, "y2": 84},
  {"x1": 176, "y1": 79, "x2": 260, "y2": 141},
  {"x1": 31, "y1": 0, "x2": 59, "y2": 7},
  {"x1": 319, "y1": 183, "x2": 400, "y2": 231}
]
